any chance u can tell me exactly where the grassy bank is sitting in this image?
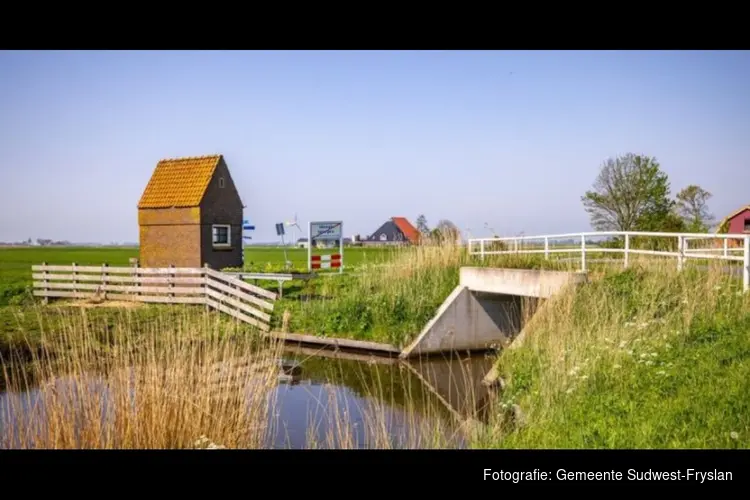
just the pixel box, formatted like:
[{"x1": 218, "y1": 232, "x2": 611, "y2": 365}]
[{"x1": 476, "y1": 263, "x2": 750, "y2": 449}]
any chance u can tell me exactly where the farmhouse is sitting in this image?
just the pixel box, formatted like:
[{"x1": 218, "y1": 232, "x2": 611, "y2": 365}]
[
  {"x1": 719, "y1": 205, "x2": 750, "y2": 234},
  {"x1": 137, "y1": 154, "x2": 244, "y2": 269},
  {"x1": 363, "y1": 217, "x2": 420, "y2": 246}
]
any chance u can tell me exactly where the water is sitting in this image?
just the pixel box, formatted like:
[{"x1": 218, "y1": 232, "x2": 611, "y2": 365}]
[{"x1": 0, "y1": 346, "x2": 498, "y2": 449}]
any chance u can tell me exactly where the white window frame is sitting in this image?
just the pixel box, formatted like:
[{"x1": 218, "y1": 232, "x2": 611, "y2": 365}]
[
  {"x1": 212, "y1": 224, "x2": 231, "y2": 247},
  {"x1": 379, "y1": 233, "x2": 388, "y2": 241}
]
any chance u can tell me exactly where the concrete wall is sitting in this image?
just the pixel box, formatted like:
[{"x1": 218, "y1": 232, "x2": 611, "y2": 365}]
[{"x1": 459, "y1": 266, "x2": 587, "y2": 298}]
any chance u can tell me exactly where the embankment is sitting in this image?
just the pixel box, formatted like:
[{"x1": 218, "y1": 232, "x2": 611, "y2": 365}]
[{"x1": 473, "y1": 264, "x2": 750, "y2": 449}]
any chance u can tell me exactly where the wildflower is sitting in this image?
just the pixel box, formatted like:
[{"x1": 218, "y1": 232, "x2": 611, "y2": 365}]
[
  {"x1": 650, "y1": 352, "x2": 658, "y2": 357},
  {"x1": 645, "y1": 360, "x2": 654, "y2": 366},
  {"x1": 626, "y1": 350, "x2": 634, "y2": 356},
  {"x1": 656, "y1": 370, "x2": 666, "y2": 376},
  {"x1": 730, "y1": 432, "x2": 739, "y2": 440},
  {"x1": 640, "y1": 353, "x2": 648, "y2": 359},
  {"x1": 613, "y1": 364, "x2": 621, "y2": 369},
  {"x1": 566, "y1": 388, "x2": 574, "y2": 394},
  {"x1": 665, "y1": 343, "x2": 672, "y2": 350},
  {"x1": 619, "y1": 341, "x2": 627, "y2": 349},
  {"x1": 580, "y1": 375, "x2": 589, "y2": 380},
  {"x1": 624, "y1": 322, "x2": 634, "y2": 327}
]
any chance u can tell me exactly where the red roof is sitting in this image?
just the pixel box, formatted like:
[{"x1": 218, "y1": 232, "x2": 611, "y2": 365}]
[{"x1": 392, "y1": 217, "x2": 420, "y2": 244}]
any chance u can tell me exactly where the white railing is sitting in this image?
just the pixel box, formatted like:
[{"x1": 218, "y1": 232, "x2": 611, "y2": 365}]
[{"x1": 467, "y1": 231, "x2": 750, "y2": 292}]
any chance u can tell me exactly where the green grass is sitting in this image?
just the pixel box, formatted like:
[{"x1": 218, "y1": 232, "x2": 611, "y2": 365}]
[
  {"x1": 473, "y1": 265, "x2": 750, "y2": 449},
  {"x1": 0, "y1": 245, "x2": 395, "y2": 305}
]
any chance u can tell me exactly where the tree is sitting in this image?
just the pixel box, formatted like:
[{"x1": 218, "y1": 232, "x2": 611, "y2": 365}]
[
  {"x1": 582, "y1": 153, "x2": 674, "y2": 232},
  {"x1": 675, "y1": 185, "x2": 714, "y2": 232},
  {"x1": 415, "y1": 214, "x2": 430, "y2": 235},
  {"x1": 431, "y1": 219, "x2": 460, "y2": 244}
]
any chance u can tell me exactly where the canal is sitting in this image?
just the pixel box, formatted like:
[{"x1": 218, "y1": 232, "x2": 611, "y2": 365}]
[{"x1": 0, "y1": 344, "x2": 498, "y2": 449}]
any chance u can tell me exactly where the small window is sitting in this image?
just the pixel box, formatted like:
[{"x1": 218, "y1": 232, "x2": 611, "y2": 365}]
[
  {"x1": 218, "y1": 177, "x2": 225, "y2": 188},
  {"x1": 379, "y1": 233, "x2": 388, "y2": 241},
  {"x1": 212, "y1": 224, "x2": 230, "y2": 246},
  {"x1": 744, "y1": 218, "x2": 750, "y2": 232}
]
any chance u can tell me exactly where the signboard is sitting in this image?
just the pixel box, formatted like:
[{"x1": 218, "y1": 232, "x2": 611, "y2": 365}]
[
  {"x1": 310, "y1": 221, "x2": 342, "y2": 241},
  {"x1": 275, "y1": 223, "x2": 286, "y2": 236},
  {"x1": 308, "y1": 220, "x2": 344, "y2": 273}
]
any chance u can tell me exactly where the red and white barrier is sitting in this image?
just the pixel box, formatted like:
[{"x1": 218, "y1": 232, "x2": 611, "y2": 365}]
[{"x1": 310, "y1": 254, "x2": 341, "y2": 269}]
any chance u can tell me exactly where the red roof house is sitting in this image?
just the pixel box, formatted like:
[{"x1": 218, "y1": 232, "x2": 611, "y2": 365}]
[{"x1": 364, "y1": 217, "x2": 421, "y2": 245}]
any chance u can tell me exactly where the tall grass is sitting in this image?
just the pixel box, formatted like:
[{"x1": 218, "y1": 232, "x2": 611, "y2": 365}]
[
  {"x1": 0, "y1": 305, "x2": 487, "y2": 449},
  {"x1": 0, "y1": 307, "x2": 284, "y2": 448},
  {"x1": 476, "y1": 259, "x2": 750, "y2": 448},
  {"x1": 278, "y1": 241, "x2": 575, "y2": 346}
]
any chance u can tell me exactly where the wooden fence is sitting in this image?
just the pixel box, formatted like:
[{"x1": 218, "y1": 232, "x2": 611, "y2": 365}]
[{"x1": 31, "y1": 263, "x2": 278, "y2": 331}]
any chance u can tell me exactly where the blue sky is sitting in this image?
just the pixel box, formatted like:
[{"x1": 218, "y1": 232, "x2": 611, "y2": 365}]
[{"x1": 1, "y1": 50, "x2": 748, "y2": 243}]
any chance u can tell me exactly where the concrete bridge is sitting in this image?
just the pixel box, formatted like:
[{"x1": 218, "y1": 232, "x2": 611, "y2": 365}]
[{"x1": 399, "y1": 267, "x2": 587, "y2": 358}]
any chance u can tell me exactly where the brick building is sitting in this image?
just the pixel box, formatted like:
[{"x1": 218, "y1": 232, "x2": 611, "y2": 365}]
[{"x1": 137, "y1": 154, "x2": 244, "y2": 269}]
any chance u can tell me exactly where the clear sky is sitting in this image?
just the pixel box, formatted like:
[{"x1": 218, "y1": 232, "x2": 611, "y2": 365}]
[{"x1": 1, "y1": 50, "x2": 748, "y2": 243}]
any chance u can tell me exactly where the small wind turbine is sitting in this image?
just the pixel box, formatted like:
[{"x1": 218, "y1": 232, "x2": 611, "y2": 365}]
[{"x1": 285, "y1": 213, "x2": 302, "y2": 246}]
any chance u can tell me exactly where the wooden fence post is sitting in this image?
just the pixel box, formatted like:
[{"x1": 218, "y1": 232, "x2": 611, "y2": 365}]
[
  {"x1": 72, "y1": 262, "x2": 78, "y2": 297},
  {"x1": 135, "y1": 261, "x2": 140, "y2": 299},
  {"x1": 102, "y1": 262, "x2": 109, "y2": 300},
  {"x1": 169, "y1": 264, "x2": 175, "y2": 301},
  {"x1": 204, "y1": 263, "x2": 210, "y2": 312},
  {"x1": 41, "y1": 261, "x2": 49, "y2": 305}
]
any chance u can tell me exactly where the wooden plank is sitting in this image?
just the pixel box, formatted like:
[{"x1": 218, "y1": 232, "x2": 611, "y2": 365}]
[
  {"x1": 267, "y1": 331, "x2": 401, "y2": 354},
  {"x1": 107, "y1": 293, "x2": 206, "y2": 305},
  {"x1": 32, "y1": 282, "x2": 204, "y2": 295},
  {"x1": 281, "y1": 344, "x2": 399, "y2": 365},
  {"x1": 206, "y1": 298, "x2": 268, "y2": 332},
  {"x1": 205, "y1": 268, "x2": 277, "y2": 300},
  {"x1": 135, "y1": 267, "x2": 206, "y2": 275},
  {"x1": 205, "y1": 288, "x2": 271, "y2": 323},
  {"x1": 205, "y1": 277, "x2": 274, "y2": 311},
  {"x1": 31, "y1": 273, "x2": 206, "y2": 285},
  {"x1": 33, "y1": 290, "x2": 95, "y2": 299},
  {"x1": 32, "y1": 264, "x2": 137, "y2": 273},
  {"x1": 31, "y1": 264, "x2": 206, "y2": 275}
]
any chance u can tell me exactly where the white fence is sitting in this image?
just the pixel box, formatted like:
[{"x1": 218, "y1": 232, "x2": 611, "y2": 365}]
[{"x1": 467, "y1": 231, "x2": 750, "y2": 292}]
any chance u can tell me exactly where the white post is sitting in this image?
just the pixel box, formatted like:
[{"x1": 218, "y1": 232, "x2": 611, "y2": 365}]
[
  {"x1": 307, "y1": 221, "x2": 312, "y2": 272},
  {"x1": 743, "y1": 236, "x2": 749, "y2": 293},
  {"x1": 339, "y1": 222, "x2": 344, "y2": 274},
  {"x1": 677, "y1": 235, "x2": 684, "y2": 271},
  {"x1": 723, "y1": 238, "x2": 729, "y2": 258},
  {"x1": 624, "y1": 234, "x2": 630, "y2": 269},
  {"x1": 544, "y1": 237, "x2": 549, "y2": 260},
  {"x1": 480, "y1": 240, "x2": 485, "y2": 261},
  {"x1": 580, "y1": 234, "x2": 586, "y2": 271}
]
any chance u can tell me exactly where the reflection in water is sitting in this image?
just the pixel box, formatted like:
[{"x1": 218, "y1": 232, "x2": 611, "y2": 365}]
[{"x1": 0, "y1": 345, "x2": 499, "y2": 449}]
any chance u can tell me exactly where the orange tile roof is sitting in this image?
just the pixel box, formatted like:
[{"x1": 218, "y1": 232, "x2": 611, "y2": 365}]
[
  {"x1": 138, "y1": 155, "x2": 222, "y2": 209},
  {"x1": 392, "y1": 217, "x2": 420, "y2": 244}
]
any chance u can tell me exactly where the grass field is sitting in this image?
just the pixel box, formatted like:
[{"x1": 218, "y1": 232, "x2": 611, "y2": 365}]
[{"x1": 0, "y1": 245, "x2": 395, "y2": 306}]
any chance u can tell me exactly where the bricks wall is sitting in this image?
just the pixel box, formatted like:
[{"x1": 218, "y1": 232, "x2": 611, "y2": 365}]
[{"x1": 139, "y1": 224, "x2": 201, "y2": 268}]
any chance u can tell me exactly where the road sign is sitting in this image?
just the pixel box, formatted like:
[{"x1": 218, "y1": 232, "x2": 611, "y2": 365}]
[
  {"x1": 275, "y1": 223, "x2": 285, "y2": 236},
  {"x1": 308, "y1": 220, "x2": 344, "y2": 273},
  {"x1": 310, "y1": 221, "x2": 342, "y2": 241}
]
